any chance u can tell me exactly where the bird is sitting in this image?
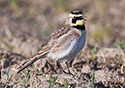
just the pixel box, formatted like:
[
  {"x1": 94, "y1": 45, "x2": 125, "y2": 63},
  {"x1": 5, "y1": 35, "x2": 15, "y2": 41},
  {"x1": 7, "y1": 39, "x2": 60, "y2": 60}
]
[{"x1": 17, "y1": 9, "x2": 87, "y2": 74}]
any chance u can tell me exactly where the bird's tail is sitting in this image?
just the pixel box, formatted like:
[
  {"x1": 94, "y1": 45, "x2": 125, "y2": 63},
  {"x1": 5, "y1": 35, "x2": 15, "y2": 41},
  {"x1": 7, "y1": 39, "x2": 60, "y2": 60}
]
[{"x1": 17, "y1": 47, "x2": 49, "y2": 74}]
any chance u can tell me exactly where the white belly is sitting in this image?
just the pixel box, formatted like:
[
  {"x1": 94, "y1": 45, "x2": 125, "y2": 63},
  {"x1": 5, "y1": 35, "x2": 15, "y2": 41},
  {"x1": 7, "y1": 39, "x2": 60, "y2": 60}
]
[{"x1": 47, "y1": 30, "x2": 86, "y2": 63}]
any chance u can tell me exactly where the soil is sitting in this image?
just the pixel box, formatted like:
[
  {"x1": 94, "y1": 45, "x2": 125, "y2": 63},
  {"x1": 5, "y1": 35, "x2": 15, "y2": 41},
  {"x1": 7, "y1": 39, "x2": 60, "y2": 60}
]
[{"x1": 0, "y1": 0, "x2": 125, "y2": 88}]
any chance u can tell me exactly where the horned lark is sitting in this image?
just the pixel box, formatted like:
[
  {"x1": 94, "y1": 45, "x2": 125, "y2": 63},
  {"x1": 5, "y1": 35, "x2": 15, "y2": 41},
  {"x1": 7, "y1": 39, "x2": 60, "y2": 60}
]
[{"x1": 17, "y1": 10, "x2": 87, "y2": 74}]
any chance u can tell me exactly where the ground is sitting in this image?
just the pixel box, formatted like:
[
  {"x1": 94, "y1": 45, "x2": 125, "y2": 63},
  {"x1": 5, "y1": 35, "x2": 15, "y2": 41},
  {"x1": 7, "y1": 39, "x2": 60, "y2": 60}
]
[{"x1": 0, "y1": 0, "x2": 125, "y2": 88}]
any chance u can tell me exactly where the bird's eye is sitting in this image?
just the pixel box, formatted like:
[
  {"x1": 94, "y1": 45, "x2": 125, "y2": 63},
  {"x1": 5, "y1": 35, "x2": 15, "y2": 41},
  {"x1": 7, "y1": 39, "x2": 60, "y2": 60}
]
[
  {"x1": 78, "y1": 17, "x2": 83, "y2": 20},
  {"x1": 72, "y1": 16, "x2": 83, "y2": 23},
  {"x1": 72, "y1": 18, "x2": 77, "y2": 23},
  {"x1": 75, "y1": 16, "x2": 83, "y2": 20}
]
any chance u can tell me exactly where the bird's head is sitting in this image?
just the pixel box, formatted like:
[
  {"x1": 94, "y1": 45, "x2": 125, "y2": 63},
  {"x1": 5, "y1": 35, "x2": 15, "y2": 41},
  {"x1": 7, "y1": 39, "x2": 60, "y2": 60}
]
[{"x1": 68, "y1": 10, "x2": 87, "y2": 30}]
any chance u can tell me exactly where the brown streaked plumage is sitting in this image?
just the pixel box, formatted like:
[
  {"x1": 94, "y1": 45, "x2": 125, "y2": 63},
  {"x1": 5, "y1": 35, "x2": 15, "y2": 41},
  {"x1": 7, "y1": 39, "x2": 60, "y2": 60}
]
[{"x1": 17, "y1": 10, "x2": 86, "y2": 74}]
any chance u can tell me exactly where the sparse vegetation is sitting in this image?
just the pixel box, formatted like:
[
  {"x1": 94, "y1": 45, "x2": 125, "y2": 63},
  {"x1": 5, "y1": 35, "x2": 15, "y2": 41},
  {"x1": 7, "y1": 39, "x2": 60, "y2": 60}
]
[
  {"x1": 49, "y1": 75, "x2": 58, "y2": 87},
  {"x1": 63, "y1": 81, "x2": 68, "y2": 88},
  {"x1": 115, "y1": 40, "x2": 125, "y2": 74},
  {"x1": 115, "y1": 40, "x2": 125, "y2": 49},
  {"x1": 88, "y1": 72, "x2": 96, "y2": 88},
  {"x1": 0, "y1": 0, "x2": 125, "y2": 87},
  {"x1": 91, "y1": 46, "x2": 97, "y2": 61},
  {"x1": 20, "y1": 69, "x2": 30, "y2": 88}
]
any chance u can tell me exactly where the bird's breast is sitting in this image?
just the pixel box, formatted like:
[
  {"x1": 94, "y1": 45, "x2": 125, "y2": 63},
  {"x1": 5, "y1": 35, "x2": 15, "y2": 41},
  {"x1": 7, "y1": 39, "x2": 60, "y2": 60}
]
[
  {"x1": 72, "y1": 29, "x2": 86, "y2": 54},
  {"x1": 47, "y1": 29, "x2": 86, "y2": 62}
]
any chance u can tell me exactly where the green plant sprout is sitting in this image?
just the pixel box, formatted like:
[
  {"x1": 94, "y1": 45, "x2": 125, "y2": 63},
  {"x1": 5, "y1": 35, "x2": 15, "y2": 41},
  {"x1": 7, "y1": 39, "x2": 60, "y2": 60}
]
[
  {"x1": 91, "y1": 46, "x2": 97, "y2": 61},
  {"x1": 88, "y1": 72, "x2": 96, "y2": 88},
  {"x1": 63, "y1": 81, "x2": 68, "y2": 88},
  {"x1": 20, "y1": 68, "x2": 30, "y2": 88},
  {"x1": 49, "y1": 74, "x2": 58, "y2": 87}
]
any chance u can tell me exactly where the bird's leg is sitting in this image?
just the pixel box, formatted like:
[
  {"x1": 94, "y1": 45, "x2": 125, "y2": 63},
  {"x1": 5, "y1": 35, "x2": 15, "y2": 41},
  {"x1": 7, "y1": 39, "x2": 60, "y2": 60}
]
[
  {"x1": 46, "y1": 60, "x2": 57, "y2": 74},
  {"x1": 65, "y1": 62, "x2": 75, "y2": 77},
  {"x1": 69, "y1": 59, "x2": 74, "y2": 67},
  {"x1": 56, "y1": 61, "x2": 66, "y2": 74},
  {"x1": 66, "y1": 62, "x2": 71, "y2": 74}
]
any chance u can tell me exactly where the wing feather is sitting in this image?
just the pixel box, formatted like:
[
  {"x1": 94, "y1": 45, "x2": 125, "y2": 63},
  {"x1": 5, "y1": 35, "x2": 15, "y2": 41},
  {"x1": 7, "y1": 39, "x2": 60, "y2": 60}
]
[{"x1": 17, "y1": 25, "x2": 80, "y2": 73}]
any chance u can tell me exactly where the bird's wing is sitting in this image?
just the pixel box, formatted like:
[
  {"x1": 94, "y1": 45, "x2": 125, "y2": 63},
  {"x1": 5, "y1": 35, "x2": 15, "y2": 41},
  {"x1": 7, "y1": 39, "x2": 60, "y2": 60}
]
[
  {"x1": 47, "y1": 25, "x2": 71, "y2": 46},
  {"x1": 47, "y1": 27, "x2": 81, "y2": 60},
  {"x1": 38, "y1": 25, "x2": 72, "y2": 54},
  {"x1": 17, "y1": 25, "x2": 71, "y2": 73}
]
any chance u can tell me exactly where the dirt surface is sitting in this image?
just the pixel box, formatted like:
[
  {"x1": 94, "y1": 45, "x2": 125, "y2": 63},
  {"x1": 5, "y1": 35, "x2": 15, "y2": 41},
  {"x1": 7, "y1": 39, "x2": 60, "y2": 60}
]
[
  {"x1": 0, "y1": 0, "x2": 125, "y2": 88},
  {"x1": 0, "y1": 48, "x2": 125, "y2": 88}
]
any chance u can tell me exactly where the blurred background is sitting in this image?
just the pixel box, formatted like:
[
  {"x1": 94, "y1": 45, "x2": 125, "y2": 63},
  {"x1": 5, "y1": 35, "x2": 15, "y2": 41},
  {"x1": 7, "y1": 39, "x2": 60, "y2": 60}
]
[
  {"x1": 0, "y1": 1, "x2": 125, "y2": 87},
  {"x1": 0, "y1": 0, "x2": 125, "y2": 57}
]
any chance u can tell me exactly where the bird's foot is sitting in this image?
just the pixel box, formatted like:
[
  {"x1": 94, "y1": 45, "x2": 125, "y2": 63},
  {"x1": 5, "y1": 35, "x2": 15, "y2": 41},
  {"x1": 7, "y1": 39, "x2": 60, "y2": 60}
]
[{"x1": 46, "y1": 60, "x2": 57, "y2": 74}]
